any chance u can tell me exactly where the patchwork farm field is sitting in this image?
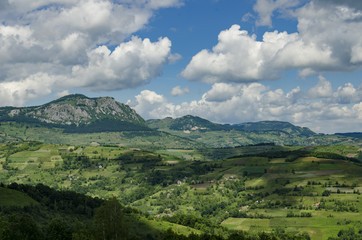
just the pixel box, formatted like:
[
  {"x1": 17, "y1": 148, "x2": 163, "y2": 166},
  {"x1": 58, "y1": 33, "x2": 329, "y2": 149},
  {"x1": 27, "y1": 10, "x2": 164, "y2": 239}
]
[{"x1": 0, "y1": 141, "x2": 361, "y2": 239}]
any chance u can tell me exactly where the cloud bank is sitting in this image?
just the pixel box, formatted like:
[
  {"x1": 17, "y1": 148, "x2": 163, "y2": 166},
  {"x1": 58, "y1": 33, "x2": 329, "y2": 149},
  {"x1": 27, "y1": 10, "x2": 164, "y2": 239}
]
[
  {"x1": 1, "y1": 0, "x2": 361, "y2": 134},
  {"x1": 182, "y1": 0, "x2": 362, "y2": 83},
  {"x1": 0, "y1": 0, "x2": 182, "y2": 106},
  {"x1": 128, "y1": 78, "x2": 362, "y2": 133}
]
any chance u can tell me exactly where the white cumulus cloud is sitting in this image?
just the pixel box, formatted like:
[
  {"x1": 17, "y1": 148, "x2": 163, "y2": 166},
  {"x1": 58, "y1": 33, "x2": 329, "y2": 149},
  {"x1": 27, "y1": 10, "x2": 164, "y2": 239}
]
[
  {"x1": 333, "y1": 83, "x2": 362, "y2": 104},
  {"x1": 0, "y1": 0, "x2": 182, "y2": 106},
  {"x1": 182, "y1": 1, "x2": 362, "y2": 83},
  {"x1": 128, "y1": 79, "x2": 362, "y2": 133},
  {"x1": 307, "y1": 76, "x2": 333, "y2": 98},
  {"x1": 253, "y1": 0, "x2": 301, "y2": 27},
  {"x1": 127, "y1": 90, "x2": 177, "y2": 119},
  {"x1": 170, "y1": 86, "x2": 190, "y2": 96},
  {"x1": 203, "y1": 83, "x2": 242, "y2": 102},
  {"x1": 0, "y1": 73, "x2": 60, "y2": 106},
  {"x1": 71, "y1": 36, "x2": 174, "y2": 91}
]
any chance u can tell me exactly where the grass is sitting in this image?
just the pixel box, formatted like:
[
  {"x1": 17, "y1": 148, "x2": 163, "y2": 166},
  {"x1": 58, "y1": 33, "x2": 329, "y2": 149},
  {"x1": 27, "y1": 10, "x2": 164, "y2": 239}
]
[
  {"x1": 222, "y1": 218, "x2": 270, "y2": 231},
  {"x1": 0, "y1": 187, "x2": 39, "y2": 207},
  {"x1": 143, "y1": 217, "x2": 202, "y2": 236},
  {"x1": 0, "y1": 141, "x2": 361, "y2": 239},
  {"x1": 0, "y1": 122, "x2": 203, "y2": 149},
  {"x1": 221, "y1": 215, "x2": 360, "y2": 239}
]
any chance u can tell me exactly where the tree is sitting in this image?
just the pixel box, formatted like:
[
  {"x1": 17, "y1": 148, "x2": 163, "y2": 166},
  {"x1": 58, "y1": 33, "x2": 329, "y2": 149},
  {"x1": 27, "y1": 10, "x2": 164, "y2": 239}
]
[
  {"x1": 46, "y1": 218, "x2": 72, "y2": 240},
  {"x1": 322, "y1": 190, "x2": 331, "y2": 196},
  {"x1": 0, "y1": 214, "x2": 43, "y2": 240},
  {"x1": 94, "y1": 197, "x2": 128, "y2": 240}
]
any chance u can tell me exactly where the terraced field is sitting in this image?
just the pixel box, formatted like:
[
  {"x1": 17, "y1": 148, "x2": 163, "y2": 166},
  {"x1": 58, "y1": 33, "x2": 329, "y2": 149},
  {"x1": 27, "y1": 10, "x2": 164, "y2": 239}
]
[{"x1": 0, "y1": 142, "x2": 361, "y2": 239}]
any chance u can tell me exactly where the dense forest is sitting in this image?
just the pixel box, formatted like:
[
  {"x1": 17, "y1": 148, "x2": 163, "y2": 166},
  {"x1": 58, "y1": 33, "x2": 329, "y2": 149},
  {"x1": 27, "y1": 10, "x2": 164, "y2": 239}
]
[{"x1": 0, "y1": 183, "x2": 317, "y2": 240}]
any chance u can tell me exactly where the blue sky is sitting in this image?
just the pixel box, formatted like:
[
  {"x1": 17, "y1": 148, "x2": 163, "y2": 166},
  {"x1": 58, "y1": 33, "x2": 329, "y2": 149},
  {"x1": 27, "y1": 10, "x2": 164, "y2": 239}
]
[{"x1": 0, "y1": 0, "x2": 361, "y2": 133}]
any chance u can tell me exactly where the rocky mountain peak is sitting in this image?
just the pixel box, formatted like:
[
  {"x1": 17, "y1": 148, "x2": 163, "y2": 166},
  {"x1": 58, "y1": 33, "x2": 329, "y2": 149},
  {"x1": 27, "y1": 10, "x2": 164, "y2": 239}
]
[{"x1": 2, "y1": 94, "x2": 146, "y2": 127}]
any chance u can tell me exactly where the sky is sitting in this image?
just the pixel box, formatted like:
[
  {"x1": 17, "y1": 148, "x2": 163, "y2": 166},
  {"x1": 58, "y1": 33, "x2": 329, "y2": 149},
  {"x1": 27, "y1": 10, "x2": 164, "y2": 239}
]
[{"x1": 0, "y1": 0, "x2": 361, "y2": 134}]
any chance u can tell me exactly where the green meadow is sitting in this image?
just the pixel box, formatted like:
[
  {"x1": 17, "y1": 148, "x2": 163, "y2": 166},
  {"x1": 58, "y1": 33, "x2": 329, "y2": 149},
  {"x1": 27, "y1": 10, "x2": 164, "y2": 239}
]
[{"x1": 0, "y1": 141, "x2": 361, "y2": 239}]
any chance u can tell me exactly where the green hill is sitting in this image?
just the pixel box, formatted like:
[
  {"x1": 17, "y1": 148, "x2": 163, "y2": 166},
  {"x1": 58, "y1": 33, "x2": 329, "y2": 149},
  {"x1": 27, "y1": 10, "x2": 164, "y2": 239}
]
[
  {"x1": 335, "y1": 132, "x2": 362, "y2": 139},
  {"x1": 228, "y1": 121, "x2": 316, "y2": 137},
  {"x1": 0, "y1": 186, "x2": 39, "y2": 207},
  {"x1": 147, "y1": 117, "x2": 358, "y2": 147},
  {"x1": 0, "y1": 121, "x2": 203, "y2": 149},
  {"x1": 0, "y1": 182, "x2": 315, "y2": 240},
  {"x1": 0, "y1": 95, "x2": 360, "y2": 148},
  {"x1": 147, "y1": 115, "x2": 231, "y2": 131},
  {"x1": 0, "y1": 142, "x2": 361, "y2": 239}
]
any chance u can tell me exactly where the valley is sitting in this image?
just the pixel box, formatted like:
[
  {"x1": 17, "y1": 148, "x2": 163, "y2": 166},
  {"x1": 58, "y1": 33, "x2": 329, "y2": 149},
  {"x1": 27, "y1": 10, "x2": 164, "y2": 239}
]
[
  {"x1": 0, "y1": 95, "x2": 361, "y2": 239},
  {"x1": 1, "y1": 141, "x2": 361, "y2": 239},
  {"x1": 2, "y1": 0, "x2": 362, "y2": 239}
]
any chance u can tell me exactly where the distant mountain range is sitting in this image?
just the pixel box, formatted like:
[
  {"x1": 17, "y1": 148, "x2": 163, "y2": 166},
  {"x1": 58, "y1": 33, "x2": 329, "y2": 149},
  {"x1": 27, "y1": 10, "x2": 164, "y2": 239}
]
[
  {"x1": 227, "y1": 121, "x2": 315, "y2": 135},
  {"x1": 0, "y1": 94, "x2": 360, "y2": 147},
  {"x1": 147, "y1": 116, "x2": 316, "y2": 137},
  {"x1": 146, "y1": 115, "x2": 324, "y2": 147},
  {"x1": 334, "y1": 132, "x2": 362, "y2": 139}
]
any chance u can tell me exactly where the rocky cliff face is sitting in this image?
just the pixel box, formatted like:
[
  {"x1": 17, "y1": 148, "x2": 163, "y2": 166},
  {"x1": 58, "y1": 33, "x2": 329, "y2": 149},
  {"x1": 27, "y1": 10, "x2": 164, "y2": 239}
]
[{"x1": 1, "y1": 94, "x2": 146, "y2": 127}]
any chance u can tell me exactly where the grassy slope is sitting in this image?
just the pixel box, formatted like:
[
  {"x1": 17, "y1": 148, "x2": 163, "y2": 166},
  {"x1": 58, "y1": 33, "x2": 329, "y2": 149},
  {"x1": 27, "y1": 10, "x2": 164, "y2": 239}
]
[
  {"x1": 0, "y1": 142, "x2": 361, "y2": 239},
  {"x1": 0, "y1": 122, "x2": 203, "y2": 149},
  {"x1": 2, "y1": 121, "x2": 361, "y2": 149},
  {"x1": 0, "y1": 187, "x2": 39, "y2": 207},
  {"x1": 0, "y1": 183, "x2": 201, "y2": 239},
  {"x1": 147, "y1": 117, "x2": 362, "y2": 147},
  {"x1": 217, "y1": 155, "x2": 362, "y2": 239},
  {"x1": 148, "y1": 127, "x2": 361, "y2": 148}
]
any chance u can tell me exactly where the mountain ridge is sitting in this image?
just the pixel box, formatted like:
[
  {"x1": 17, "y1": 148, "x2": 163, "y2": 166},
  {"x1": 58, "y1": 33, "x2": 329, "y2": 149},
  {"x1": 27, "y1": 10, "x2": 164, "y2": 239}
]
[
  {"x1": 147, "y1": 115, "x2": 316, "y2": 136},
  {"x1": 0, "y1": 94, "x2": 360, "y2": 147},
  {"x1": 147, "y1": 115, "x2": 231, "y2": 131},
  {"x1": 0, "y1": 94, "x2": 328, "y2": 135},
  {"x1": 0, "y1": 94, "x2": 147, "y2": 131},
  {"x1": 227, "y1": 120, "x2": 316, "y2": 137}
]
